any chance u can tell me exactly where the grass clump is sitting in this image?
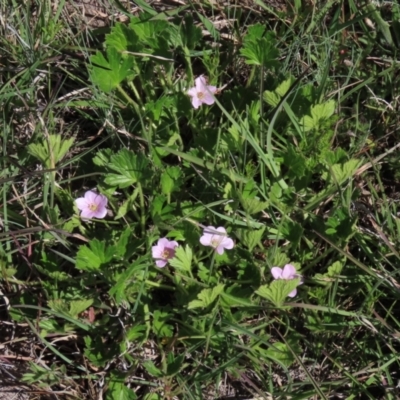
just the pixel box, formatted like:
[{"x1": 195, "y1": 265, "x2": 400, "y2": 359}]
[{"x1": 1, "y1": 0, "x2": 400, "y2": 399}]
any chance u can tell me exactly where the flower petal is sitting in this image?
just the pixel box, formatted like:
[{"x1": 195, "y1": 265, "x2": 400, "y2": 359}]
[
  {"x1": 287, "y1": 288, "x2": 297, "y2": 298},
  {"x1": 191, "y1": 97, "x2": 202, "y2": 109},
  {"x1": 156, "y1": 259, "x2": 167, "y2": 268},
  {"x1": 93, "y1": 207, "x2": 107, "y2": 219},
  {"x1": 200, "y1": 234, "x2": 212, "y2": 246},
  {"x1": 195, "y1": 75, "x2": 207, "y2": 91},
  {"x1": 96, "y1": 194, "x2": 108, "y2": 208},
  {"x1": 187, "y1": 87, "x2": 197, "y2": 97},
  {"x1": 204, "y1": 226, "x2": 218, "y2": 234},
  {"x1": 157, "y1": 238, "x2": 170, "y2": 247},
  {"x1": 215, "y1": 245, "x2": 225, "y2": 255},
  {"x1": 271, "y1": 267, "x2": 283, "y2": 279},
  {"x1": 80, "y1": 208, "x2": 95, "y2": 219},
  {"x1": 206, "y1": 85, "x2": 217, "y2": 94},
  {"x1": 75, "y1": 197, "x2": 87, "y2": 211},
  {"x1": 221, "y1": 237, "x2": 234, "y2": 249},
  {"x1": 201, "y1": 93, "x2": 215, "y2": 105},
  {"x1": 152, "y1": 245, "x2": 163, "y2": 259},
  {"x1": 282, "y1": 264, "x2": 297, "y2": 279},
  {"x1": 84, "y1": 190, "x2": 98, "y2": 202},
  {"x1": 165, "y1": 240, "x2": 178, "y2": 250}
]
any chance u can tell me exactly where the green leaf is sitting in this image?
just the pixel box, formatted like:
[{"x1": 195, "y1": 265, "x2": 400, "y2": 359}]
[
  {"x1": 270, "y1": 251, "x2": 290, "y2": 265},
  {"x1": 143, "y1": 395, "x2": 162, "y2": 400},
  {"x1": 90, "y1": 47, "x2": 133, "y2": 93},
  {"x1": 106, "y1": 372, "x2": 137, "y2": 400},
  {"x1": 180, "y1": 14, "x2": 202, "y2": 50},
  {"x1": 48, "y1": 299, "x2": 69, "y2": 314},
  {"x1": 28, "y1": 135, "x2": 74, "y2": 168},
  {"x1": 115, "y1": 198, "x2": 131, "y2": 220},
  {"x1": 109, "y1": 256, "x2": 148, "y2": 304},
  {"x1": 126, "y1": 325, "x2": 147, "y2": 341},
  {"x1": 280, "y1": 220, "x2": 304, "y2": 249},
  {"x1": 236, "y1": 227, "x2": 265, "y2": 251},
  {"x1": 93, "y1": 149, "x2": 113, "y2": 166},
  {"x1": 76, "y1": 240, "x2": 115, "y2": 271},
  {"x1": 241, "y1": 197, "x2": 269, "y2": 215},
  {"x1": 145, "y1": 97, "x2": 175, "y2": 122},
  {"x1": 327, "y1": 261, "x2": 343, "y2": 276},
  {"x1": 161, "y1": 166, "x2": 182, "y2": 195},
  {"x1": 105, "y1": 23, "x2": 140, "y2": 53},
  {"x1": 220, "y1": 292, "x2": 254, "y2": 307},
  {"x1": 153, "y1": 310, "x2": 173, "y2": 337},
  {"x1": 188, "y1": 284, "x2": 225, "y2": 309},
  {"x1": 142, "y1": 360, "x2": 163, "y2": 378},
  {"x1": 69, "y1": 299, "x2": 93, "y2": 318},
  {"x1": 265, "y1": 341, "x2": 296, "y2": 367},
  {"x1": 240, "y1": 27, "x2": 279, "y2": 67},
  {"x1": 115, "y1": 227, "x2": 133, "y2": 258},
  {"x1": 300, "y1": 115, "x2": 315, "y2": 132},
  {"x1": 169, "y1": 245, "x2": 192, "y2": 271},
  {"x1": 300, "y1": 100, "x2": 336, "y2": 132},
  {"x1": 325, "y1": 148, "x2": 348, "y2": 165},
  {"x1": 105, "y1": 149, "x2": 150, "y2": 188},
  {"x1": 263, "y1": 90, "x2": 280, "y2": 107},
  {"x1": 328, "y1": 159, "x2": 361, "y2": 183},
  {"x1": 310, "y1": 100, "x2": 335, "y2": 121},
  {"x1": 256, "y1": 279, "x2": 300, "y2": 306},
  {"x1": 263, "y1": 76, "x2": 295, "y2": 107},
  {"x1": 129, "y1": 17, "x2": 170, "y2": 46},
  {"x1": 275, "y1": 76, "x2": 295, "y2": 97},
  {"x1": 283, "y1": 145, "x2": 307, "y2": 178},
  {"x1": 166, "y1": 353, "x2": 186, "y2": 377}
]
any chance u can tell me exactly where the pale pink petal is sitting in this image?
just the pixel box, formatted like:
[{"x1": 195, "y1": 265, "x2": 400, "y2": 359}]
[
  {"x1": 75, "y1": 197, "x2": 88, "y2": 211},
  {"x1": 93, "y1": 207, "x2": 107, "y2": 219},
  {"x1": 157, "y1": 238, "x2": 170, "y2": 248},
  {"x1": 96, "y1": 194, "x2": 108, "y2": 208},
  {"x1": 271, "y1": 267, "x2": 283, "y2": 279},
  {"x1": 202, "y1": 93, "x2": 215, "y2": 105},
  {"x1": 85, "y1": 190, "x2": 98, "y2": 203},
  {"x1": 187, "y1": 87, "x2": 197, "y2": 97},
  {"x1": 195, "y1": 76, "x2": 207, "y2": 91},
  {"x1": 200, "y1": 233, "x2": 212, "y2": 246},
  {"x1": 215, "y1": 245, "x2": 225, "y2": 255},
  {"x1": 206, "y1": 85, "x2": 217, "y2": 94},
  {"x1": 191, "y1": 97, "x2": 202, "y2": 109},
  {"x1": 80, "y1": 208, "x2": 95, "y2": 219},
  {"x1": 152, "y1": 238, "x2": 178, "y2": 267},
  {"x1": 165, "y1": 240, "x2": 178, "y2": 249},
  {"x1": 221, "y1": 237, "x2": 234, "y2": 250},
  {"x1": 156, "y1": 259, "x2": 167, "y2": 268},
  {"x1": 152, "y1": 245, "x2": 163, "y2": 259},
  {"x1": 288, "y1": 288, "x2": 297, "y2": 298},
  {"x1": 205, "y1": 226, "x2": 219, "y2": 234},
  {"x1": 282, "y1": 264, "x2": 297, "y2": 279}
]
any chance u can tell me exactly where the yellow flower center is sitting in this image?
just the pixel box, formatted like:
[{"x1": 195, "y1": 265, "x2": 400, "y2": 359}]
[
  {"x1": 162, "y1": 248, "x2": 174, "y2": 259},
  {"x1": 211, "y1": 236, "x2": 223, "y2": 248},
  {"x1": 88, "y1": 203, "x2": 98, "y2": 211},
  {"x1": 197, "y1": 91, "x2": 205, "y2": 100}
]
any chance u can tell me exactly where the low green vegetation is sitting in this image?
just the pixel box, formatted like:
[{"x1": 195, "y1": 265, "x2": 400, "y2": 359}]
[{"x1": 1, "y1": 0, "x2": 400, "y2": 398}]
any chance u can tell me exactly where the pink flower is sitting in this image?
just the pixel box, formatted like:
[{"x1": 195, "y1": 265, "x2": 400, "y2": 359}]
[
  {"x1": 187, "y1": 75, "x2": 217, "y2": 109},
  {"x1": 200, "y1": 226, "x2": 234, "y2": 255},
  {"x1": 152, "y1": 238, "x2": 179, "y2": 268},
  {"x1": 75, "y1": 190, "x2": 108, "y2": 219},
  {"x1": 271, "y1": 264, "x2": 302, "y2": 298}
]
